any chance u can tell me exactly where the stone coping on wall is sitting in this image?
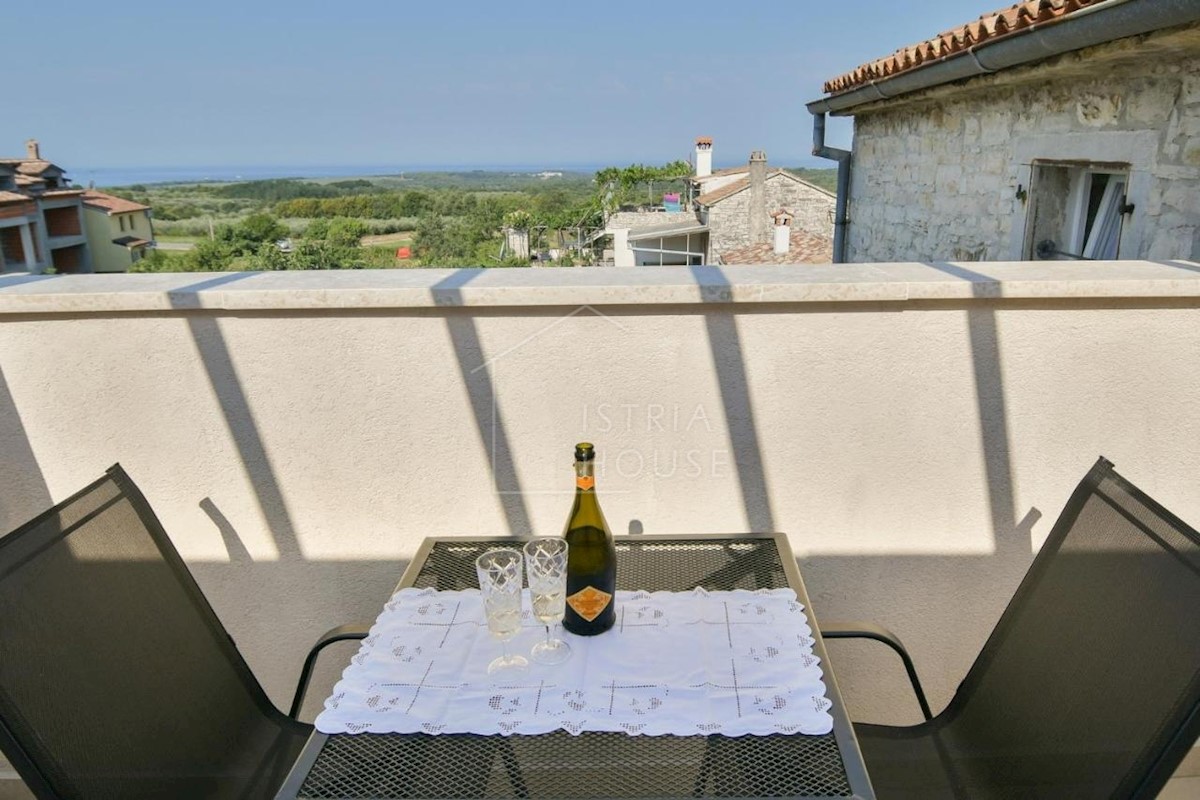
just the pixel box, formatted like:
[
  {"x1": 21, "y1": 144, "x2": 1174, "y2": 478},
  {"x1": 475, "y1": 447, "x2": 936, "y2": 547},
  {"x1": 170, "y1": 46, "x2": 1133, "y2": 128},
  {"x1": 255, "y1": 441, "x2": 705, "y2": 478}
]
[{"x1": 0, "y1": 261, "x2": 1198, "y2": 314}]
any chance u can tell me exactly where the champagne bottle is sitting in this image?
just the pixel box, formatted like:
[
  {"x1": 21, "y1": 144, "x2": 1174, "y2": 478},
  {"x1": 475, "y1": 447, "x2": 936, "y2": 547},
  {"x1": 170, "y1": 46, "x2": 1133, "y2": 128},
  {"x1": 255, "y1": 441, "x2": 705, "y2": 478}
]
[{"x1": 562, "y1": 442, "x2": 617, "y2": 636}]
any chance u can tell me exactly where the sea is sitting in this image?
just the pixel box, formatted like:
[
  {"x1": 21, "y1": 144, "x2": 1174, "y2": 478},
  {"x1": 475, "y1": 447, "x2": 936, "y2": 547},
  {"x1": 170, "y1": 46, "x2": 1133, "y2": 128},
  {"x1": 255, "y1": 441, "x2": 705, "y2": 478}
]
[{"x1": 74, "y1": 163, "x2": 605, "y2": 188}]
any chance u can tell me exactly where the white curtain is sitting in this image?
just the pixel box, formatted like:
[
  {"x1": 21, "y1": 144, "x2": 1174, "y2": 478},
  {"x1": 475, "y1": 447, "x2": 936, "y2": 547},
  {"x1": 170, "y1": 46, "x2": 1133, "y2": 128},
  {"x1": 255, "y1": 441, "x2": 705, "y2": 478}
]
[{"x1": 1083, "y1": 177, "x2": 1126, "y2": 260}]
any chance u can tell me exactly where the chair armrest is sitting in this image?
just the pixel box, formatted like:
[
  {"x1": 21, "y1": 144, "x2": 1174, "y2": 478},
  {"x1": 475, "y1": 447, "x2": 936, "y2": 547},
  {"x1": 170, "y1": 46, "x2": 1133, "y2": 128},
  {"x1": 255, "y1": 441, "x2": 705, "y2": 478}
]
[
  {"x1": 288, "y1": 623, "x2": 371, "y2": 720},
  {"x1": 820, "y1": 620, "x2": 933, "y2": 722}
]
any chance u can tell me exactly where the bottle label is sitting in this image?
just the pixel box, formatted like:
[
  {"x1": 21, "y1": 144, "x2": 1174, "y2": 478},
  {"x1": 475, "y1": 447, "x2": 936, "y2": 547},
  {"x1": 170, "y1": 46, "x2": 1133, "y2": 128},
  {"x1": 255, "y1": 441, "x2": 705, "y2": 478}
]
[
  {"x1": 566, "y1": 585, "x2": 612, "y2": 622},
  {"x1": 576, "y1": 476, "x2": 595, "y2": 491}
]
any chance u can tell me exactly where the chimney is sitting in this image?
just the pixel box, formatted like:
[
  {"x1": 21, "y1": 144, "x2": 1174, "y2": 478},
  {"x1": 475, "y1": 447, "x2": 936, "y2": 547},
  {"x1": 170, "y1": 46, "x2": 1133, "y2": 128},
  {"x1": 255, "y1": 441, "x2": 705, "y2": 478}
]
[
  {"x1": 694, "y1": 136, "x2": 713, "y2": 178},
  {"x1": 749, "y1": 150, "x2": 768, "y2": 245},
  {"x1": 25, "y1": 139, "x2": 40, "y2": 160},
  {"x1": 772, "y1": 210, "x2": 793, "y2": 255}
]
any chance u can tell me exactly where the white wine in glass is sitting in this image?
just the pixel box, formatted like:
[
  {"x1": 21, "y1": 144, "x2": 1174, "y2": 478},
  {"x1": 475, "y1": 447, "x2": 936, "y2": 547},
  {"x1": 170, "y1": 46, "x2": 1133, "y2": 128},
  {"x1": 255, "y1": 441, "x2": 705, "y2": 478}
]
[
  {"x1": 524, "y1": 538, "x2": 572, "y2": 665},
  {"x1": 475, "y1": 548, "x2": 529, "y2": 674}
]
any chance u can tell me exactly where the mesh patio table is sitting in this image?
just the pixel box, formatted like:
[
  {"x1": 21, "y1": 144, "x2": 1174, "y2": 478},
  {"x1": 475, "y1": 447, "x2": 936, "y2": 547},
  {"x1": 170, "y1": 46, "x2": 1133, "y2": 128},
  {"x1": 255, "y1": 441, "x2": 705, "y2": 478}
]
[{"x1": 275, "y1": 533, "x2": 874, "y2": 799}]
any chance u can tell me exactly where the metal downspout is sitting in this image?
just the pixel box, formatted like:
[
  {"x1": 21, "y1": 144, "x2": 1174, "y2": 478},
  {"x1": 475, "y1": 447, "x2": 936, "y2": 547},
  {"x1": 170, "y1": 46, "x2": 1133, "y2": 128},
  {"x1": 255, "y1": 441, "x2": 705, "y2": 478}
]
[{"x1": 811, "y1": 112, "x2": 851, "y2": 263}]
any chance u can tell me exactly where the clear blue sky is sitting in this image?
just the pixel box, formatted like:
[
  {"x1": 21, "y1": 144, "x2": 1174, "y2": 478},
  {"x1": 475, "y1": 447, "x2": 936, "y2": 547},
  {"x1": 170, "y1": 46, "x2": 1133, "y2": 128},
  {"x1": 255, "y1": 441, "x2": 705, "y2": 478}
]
[{"x1": 1, "y1": 0, "x2": 1004, "y2": 170}]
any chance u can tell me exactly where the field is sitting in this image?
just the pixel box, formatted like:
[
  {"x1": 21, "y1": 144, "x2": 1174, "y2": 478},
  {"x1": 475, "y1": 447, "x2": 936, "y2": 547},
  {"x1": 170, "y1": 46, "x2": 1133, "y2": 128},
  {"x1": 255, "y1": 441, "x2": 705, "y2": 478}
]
[{"x1": 105, "y1": 168, "x2": 835, "y2": 271}]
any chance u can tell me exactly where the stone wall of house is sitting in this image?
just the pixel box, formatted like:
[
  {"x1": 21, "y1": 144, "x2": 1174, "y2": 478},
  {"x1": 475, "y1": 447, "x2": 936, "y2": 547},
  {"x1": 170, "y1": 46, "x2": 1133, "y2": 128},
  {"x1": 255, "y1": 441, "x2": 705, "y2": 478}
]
[
  {"x1": 708, "y1": 175, "x2": 835, "y2": 256},
  {"x1": 845, "y1": 33, "x2": 1200, "y2": 263}
]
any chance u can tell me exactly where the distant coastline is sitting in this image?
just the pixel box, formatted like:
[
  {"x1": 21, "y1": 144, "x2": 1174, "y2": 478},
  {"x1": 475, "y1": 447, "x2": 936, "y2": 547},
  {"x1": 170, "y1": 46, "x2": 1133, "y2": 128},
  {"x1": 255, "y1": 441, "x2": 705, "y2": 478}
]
[
  {"x1": 76, "y1": 158, "x2": 827, "y2": 188},
  {"x1": 76, "y1": 164, "x2": 606, "y2": 188}
]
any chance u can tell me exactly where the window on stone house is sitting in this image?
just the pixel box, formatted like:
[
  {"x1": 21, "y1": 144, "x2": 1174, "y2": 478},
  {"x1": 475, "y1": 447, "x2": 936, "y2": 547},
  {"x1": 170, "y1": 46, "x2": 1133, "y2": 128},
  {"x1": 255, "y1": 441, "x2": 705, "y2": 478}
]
[
  {"x1": 1026, "y1": 161, "x2": 1130, "y2": 260},
  {"x1": 129, "y1": 214, "x2": 136, "y2": 231}
]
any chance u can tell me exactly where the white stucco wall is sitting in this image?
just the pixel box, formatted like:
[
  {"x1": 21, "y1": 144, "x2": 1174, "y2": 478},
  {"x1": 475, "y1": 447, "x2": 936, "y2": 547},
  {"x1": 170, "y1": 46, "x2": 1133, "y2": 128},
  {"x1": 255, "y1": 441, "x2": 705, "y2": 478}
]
[
  {"x1": 845, "y1": 30, "x2": 1200, "y2": 263},
  {"x1": 605, "y1": 210, "x2": 696, "y2": 232},
  {"x1": 1, "y1": 265, "x2": 1198, "y2": 768}
]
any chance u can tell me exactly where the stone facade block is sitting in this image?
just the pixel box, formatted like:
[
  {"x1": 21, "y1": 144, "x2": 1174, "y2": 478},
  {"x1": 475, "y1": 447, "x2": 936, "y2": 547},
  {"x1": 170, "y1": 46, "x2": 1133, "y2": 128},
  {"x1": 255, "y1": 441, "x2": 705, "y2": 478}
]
[{"x1": 845, "y1": 40, "x2": 1200, "y2": 264}]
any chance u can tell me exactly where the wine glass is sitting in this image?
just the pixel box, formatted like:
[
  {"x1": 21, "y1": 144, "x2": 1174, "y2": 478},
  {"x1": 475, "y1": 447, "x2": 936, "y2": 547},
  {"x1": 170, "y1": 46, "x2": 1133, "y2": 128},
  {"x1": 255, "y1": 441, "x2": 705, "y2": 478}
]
[
  {"x1": 523, "y1": 538, "x2": 572, "y2": 665},
  {"x1": 475, "y1": 548, "x2": 529, "y2": 674}
]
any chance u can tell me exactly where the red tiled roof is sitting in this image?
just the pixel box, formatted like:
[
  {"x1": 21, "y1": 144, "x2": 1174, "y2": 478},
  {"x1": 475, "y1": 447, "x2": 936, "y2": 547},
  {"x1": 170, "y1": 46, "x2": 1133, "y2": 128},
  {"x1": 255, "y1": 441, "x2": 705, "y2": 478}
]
[
  {"x1": 0, "y1": 190, "x2": 29, "y2": 204},
  {"x1": 0, "y1": 158, "x2": 63, "y2": 176},
  {"x1": 823, "y1": 0, "x2": 1106, "y2": 95},
  {"x1": 720, "y1": 230, "x2": 833, "y2": 265},
  {"x1": 82, "y1": 190, "x2": 150, "y2": 214},
  {"x1": 16, "y1": 160, "x2": 57, "y2": 176},
  {"x1": 696, "y1": 176, "x2": 750, "y2": 205},
  {"x1": 695, "y1": 170, "x2": 833, "y2": 206}
]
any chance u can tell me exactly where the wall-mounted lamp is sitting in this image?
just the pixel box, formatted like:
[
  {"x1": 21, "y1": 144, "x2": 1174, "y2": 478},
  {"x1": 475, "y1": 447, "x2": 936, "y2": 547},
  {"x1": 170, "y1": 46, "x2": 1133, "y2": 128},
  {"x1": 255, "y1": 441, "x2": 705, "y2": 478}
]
[{"x1": 1015, "y1": 184, "x2": 1028, "y2": 202}]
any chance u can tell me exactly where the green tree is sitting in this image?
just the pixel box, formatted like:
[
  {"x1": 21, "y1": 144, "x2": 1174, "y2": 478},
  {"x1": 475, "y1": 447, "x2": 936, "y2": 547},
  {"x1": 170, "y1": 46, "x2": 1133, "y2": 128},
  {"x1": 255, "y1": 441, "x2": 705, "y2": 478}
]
[
  {"x1": 183, "y1": 239, "x2": 236, "y2": 271},
  {"x1": 233, "y1": 213, "x2": 288, "y2": 248},
  {"x1": 325, "y1": 217, "x2": 368, "y2": 248}
]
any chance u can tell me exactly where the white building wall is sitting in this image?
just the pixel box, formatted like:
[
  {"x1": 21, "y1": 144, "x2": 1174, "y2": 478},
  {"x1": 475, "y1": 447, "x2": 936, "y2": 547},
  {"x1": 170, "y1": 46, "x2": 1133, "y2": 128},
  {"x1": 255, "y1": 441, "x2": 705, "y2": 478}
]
[{"x1": 606, "y1": 211, "x2": 696, "y2": 231}]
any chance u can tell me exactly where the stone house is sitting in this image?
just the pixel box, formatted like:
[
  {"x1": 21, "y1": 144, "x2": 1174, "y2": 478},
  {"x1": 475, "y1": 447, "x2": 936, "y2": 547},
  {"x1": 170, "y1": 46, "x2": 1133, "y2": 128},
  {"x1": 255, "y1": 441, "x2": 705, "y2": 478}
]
[
  {"x1": 695, "y1": 151, "x2": 835, "y2": 262},
  {"x1": 605, "y1": 137, "x2": 835, "y2": 266},
  {"x1": 806, "y1": 0, "x2": 1200, "y2": 264}
]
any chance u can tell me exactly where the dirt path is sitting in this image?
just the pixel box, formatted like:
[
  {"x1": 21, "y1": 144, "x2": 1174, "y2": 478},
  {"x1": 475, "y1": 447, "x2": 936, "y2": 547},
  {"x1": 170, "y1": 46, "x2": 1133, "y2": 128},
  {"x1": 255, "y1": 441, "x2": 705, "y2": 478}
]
[{"x1": 361, "y1": 232, "x2": 414, "y2": 247}]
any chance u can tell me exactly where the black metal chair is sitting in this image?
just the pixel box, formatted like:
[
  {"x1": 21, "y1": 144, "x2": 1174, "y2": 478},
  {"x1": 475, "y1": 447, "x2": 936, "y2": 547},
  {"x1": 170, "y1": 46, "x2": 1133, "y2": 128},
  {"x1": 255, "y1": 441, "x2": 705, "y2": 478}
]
[
  {"x1": 822, "y1": 457, "x2": 1200, "y2": 799},
  {"x1": 0, "y1": 465, "x2": 366, "y2": 799}
]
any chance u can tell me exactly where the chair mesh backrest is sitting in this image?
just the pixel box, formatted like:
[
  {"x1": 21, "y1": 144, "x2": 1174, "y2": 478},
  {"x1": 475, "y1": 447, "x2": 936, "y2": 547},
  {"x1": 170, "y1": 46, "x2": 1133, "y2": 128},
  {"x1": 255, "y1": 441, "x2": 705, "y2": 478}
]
[
  {"x1": 944, "y1": 460, "x2": 1200, "y2": 797},
  {"x1": 0, "y1": 467, "x2": 283, "y2": 798}
]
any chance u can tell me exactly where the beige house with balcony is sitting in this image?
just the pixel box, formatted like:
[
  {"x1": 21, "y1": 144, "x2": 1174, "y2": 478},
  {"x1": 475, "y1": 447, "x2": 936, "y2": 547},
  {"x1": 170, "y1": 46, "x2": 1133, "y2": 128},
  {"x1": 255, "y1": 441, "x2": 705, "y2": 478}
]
[{"x1": 82, "y1": 191, "x2": 155, "y2": 273}]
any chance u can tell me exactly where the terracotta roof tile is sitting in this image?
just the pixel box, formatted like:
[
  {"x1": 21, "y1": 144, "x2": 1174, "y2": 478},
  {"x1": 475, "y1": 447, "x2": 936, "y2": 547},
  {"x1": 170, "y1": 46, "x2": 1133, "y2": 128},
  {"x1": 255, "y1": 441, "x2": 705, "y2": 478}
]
[
  {"x1": 719, "y1": 230, "x2": 833, "y2": 265},
  {"x1": 82, "y1": 190, "x2": 150, "y2": 214},
  {"x1": 823, "y1": 0, "x2": 1103, "y2": 95},
  {"x1": 16, "y1": 160, "x2": 56, "y2": 176},
  {"x1": 696, "y1": 176, "x2": 750, "y2": 206},
  {"x1": 695, "y1": 169, "x2": 833, "y2": 206},
  {"x1": 0, "y1": 190, "x2": 30, "y2": 204}
]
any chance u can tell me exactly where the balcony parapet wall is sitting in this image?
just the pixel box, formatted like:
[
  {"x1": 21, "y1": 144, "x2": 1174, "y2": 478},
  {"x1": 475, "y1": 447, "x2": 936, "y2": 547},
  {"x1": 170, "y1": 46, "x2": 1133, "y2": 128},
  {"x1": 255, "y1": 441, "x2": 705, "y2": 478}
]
[
  {"x1": 0, "y1": 261, "x2": 1199, "y2": 314},
  {"x1": 2, "y1": 260, "x2": 1200, "y2": 736}
]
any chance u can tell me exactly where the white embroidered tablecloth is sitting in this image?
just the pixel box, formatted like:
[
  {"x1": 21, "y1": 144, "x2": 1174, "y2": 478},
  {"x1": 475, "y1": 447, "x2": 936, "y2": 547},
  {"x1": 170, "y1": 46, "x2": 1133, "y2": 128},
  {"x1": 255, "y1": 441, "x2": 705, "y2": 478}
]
[{"x1": 315, "y1": 587, "x2": 834, "y2": 737}]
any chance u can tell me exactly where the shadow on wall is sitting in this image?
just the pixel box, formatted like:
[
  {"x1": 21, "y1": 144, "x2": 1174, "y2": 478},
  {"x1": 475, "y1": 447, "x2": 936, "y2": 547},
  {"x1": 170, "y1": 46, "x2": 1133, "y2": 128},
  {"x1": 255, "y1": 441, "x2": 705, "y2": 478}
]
[
  {"x1": 167, "y1": 273, "x2": 406, "y2": 718},
  {"x1": 0, "y1": 364, "x2": 51, "y2": 533},
  {"x1": 432, "y1": 269, "x2": 533, "y2": 537},
  {"x1": 680, "y1": 262, "x2": 1038, "y2": 721},
  {"x1": 689, "y1": 266, "x2": 776, "y2": 533}
]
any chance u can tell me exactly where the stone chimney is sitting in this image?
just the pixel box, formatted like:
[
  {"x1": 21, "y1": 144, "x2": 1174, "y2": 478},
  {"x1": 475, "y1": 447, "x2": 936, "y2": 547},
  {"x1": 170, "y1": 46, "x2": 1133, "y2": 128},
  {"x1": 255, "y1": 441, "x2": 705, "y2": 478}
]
[
  {"x1": 772, "y1": 210, "x2": 793, "y2": 255},
  {"x1": 25, "y1": 139, "x2": 40, "y2": 160},
  {"x1": 694, "y1": 137, "x2": 713, "y2": 179},
  {"x1": 749, "y1": 150, "x2": 768, "y2": 245}
]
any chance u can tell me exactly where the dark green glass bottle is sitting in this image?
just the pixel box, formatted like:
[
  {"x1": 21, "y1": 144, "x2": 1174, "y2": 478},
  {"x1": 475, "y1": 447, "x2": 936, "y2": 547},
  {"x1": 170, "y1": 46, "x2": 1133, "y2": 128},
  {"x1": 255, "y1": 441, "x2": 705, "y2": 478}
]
[{"x1": 562, "y1": 442, "x2": 617, "y2": 636}]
